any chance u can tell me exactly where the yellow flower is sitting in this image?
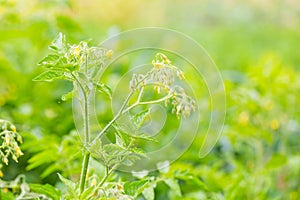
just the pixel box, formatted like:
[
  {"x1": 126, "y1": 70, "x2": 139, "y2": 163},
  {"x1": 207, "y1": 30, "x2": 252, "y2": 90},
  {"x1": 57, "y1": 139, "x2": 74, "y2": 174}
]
[
  {"x1": 15, "y1": 146, "x2": 23, "y2": 157},
  {"x1": 152, "y1": 60, "x2": 163, "y2": 69},
  {"x1": 106, "y1": 50, "x2": 113, "y2": 59},
  {"x1": 12, "y1": 155, "x2": 18, "y2": 163},
  {"x1": 4, "y1": 134, "x2": 10, "y2": 145},
  {"x1": 74, "y1": 46, "x2": 81, "y2": 58},
  {"x1": 161, "y1": 54, "x2": 171, "y2": 64},
  {"x1": 176, "y1": 70, "x2": 185, "y2": 80},
  {"x1": 0, "y1": 170, "x2": 3, "y2": 177},
  {"x1": 270, "y1": 119, "x2": 280, "y2": 130},
  {"x1": 238, "y1": 111, "x2": 249, "y2": 126},
  {"x1": 117, "y1": 184, "x2": 123, "y2": 190},
  {"x1": 3, "y1": 157, "x2": 8, "y2": 165},
  {"x1": 10, "y1": 124, "x2": 16, "y2": 133},
  {"x1": 17, "y1": 135, "x2": 23, "y2": 144}
]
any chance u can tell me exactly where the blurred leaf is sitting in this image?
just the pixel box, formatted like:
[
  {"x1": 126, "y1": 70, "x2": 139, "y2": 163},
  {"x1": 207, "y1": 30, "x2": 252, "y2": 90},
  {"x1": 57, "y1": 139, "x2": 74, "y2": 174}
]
[
  {"x1": 164, "y1": 178, "x2": 182, "y2": 197},
  {"x1": 142, "y1": 186, "x2": 155, "y2": 200},
  {"x1": 157, "y1": 160, "x2": 170, "y2": 173},
  {"x1": 23, "y1": 132, "x2": 81, "y2": 179},
  {"x1": 41, "y1": 163, "x2": 61, "y2": 178},
  {"x1": 49, "y1": 32, "x2": 66, "y2": 53},
  {"x1": 175, "y1": 170, "x2": 208, "y2": 190},
  {"x1": 80, "y1": 186, "x2": 95, "y2": 200},
  {"x1": 57, "y1": 173, "x2": 77, "y2": 196},
  {"x1": 266, "y1": 154, "x2": 287, "y2": 169},
  {"x1": 62, "y1": 90, "x2": 74, "y2": 101},
  {"x1": 29, "y1": 184, "x2": 61, "y2": 200},
  {"x1": 27, "y1": 150, "x2": 57, "y2": 170},
  {"x1": 0, "y1": 190, "x2": 15, "y2": 200},
  {"x1": 55, "y1": 15, "x2": 81, "y2": 34},
  {"x1": 124, "y1": 180, "x2": 147, "y2": 196}
]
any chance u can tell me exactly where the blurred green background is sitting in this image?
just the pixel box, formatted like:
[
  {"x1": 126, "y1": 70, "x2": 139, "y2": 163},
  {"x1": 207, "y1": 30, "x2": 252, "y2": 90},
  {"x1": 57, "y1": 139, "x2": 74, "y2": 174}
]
[{"x1": 0, "y1": 0, "x2": 300, "y2": 199}]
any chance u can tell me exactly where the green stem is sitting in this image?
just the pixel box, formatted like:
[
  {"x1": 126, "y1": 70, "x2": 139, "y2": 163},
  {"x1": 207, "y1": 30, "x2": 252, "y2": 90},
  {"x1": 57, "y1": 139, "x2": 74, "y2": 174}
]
[
  {"x1": 71, "y1": 72, "x2": 91, "y2": 194},
  {"x1": 92, "y1": 91, "x2": 134, "y2": 143},
  {"x1": 122, "y1": 93, "x2": 174, "y2": 113},
  {"x1": 97, "y1": 166, "x2": 113, "y2": 188},
  {"x1": 139, "y1": 94, "x2": 173, "y2": 105},
  {"x1": 79, "y1": 152, "x2": 90, "y2": 193},
  {"x1": 92, "y1": 89, "x2": 174, "y2": 144},
  {"x1": 92, "y1": 71, "x2": 154, "y2": 142}
]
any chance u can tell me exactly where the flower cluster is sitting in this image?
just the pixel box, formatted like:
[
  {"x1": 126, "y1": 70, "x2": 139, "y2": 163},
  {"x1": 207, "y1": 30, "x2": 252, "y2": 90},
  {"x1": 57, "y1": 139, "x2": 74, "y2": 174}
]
[
  {"x1": 167, "y1": 86, "x2": 197, "y2": 118},
  {"x1": 129, "y1": 73, "x2": 147, "y2": 91},
  {"x1": 0, "y1": 119, "x2": 23, "y2": 177},
  {"x1": 67, "y1": 42, "x2": 88, "y2": 63},
  {"x1": 129, "y1": 53, "x2": 196, "y2": 118},
  {"x1": 150, "y1": 54, "x2": 196, "y2": 118},
  {"x1": 66, "y1": 42, "x2": 113, "y2": 78},
  {"x1": 38, "y1": 33, "x2": 113, "y2": 80},
  {"x1": 150, "y1": 53, "x2": 185, "y2": 93}
]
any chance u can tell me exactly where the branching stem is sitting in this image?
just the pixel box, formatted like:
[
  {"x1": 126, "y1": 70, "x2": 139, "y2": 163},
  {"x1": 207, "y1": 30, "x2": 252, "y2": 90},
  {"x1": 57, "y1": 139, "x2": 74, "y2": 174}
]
[{"x1": 92, "y1": 90, "x2": 134, "y2": 143}]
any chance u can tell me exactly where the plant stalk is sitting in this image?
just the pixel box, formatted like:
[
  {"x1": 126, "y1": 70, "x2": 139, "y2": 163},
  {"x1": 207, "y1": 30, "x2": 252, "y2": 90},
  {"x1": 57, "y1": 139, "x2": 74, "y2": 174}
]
[
  {"x1": 79, "y1": 96, "x2": 91, "y2": 193},
  {"x1": 71, "y1": 72, "x2": 91, "y2": 194},
  {"x1": 79, "y1": 151, "x2": 90, "y2": 193}
]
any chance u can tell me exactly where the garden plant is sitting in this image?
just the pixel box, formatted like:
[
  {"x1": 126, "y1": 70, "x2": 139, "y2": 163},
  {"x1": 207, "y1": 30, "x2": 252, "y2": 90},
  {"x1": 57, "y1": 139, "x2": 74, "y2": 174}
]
[{"x1": 0, "y1": 33, "x2": 196, "y2": 200}]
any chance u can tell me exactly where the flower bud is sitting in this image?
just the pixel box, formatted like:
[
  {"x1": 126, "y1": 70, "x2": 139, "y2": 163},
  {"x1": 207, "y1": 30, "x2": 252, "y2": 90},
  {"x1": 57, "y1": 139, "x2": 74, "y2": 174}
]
[
  {"x1": 106, "y1": 50, "x2": 113, "y2": 59},
  {"x1": 74, "y1": 46, "x2": 81, "y2": 58},
  {"x1": 4, "y1": 134, "x2": 10, "y2": 145},
  {"x1": 15, "y1": 146, "x2": 23, "y2": 157},
  {"x1": 3, "y1": 157, "x2": 8, "y2": 165},
  {"x1": 10, "y1": 124, "x2": 16, "y2": 133},
  {"x1": 17, "y1": 135, "x2": 23, "y2": 144},
  {"x1": 12, "y1": 155, "x2": 18, "y2": 162}
]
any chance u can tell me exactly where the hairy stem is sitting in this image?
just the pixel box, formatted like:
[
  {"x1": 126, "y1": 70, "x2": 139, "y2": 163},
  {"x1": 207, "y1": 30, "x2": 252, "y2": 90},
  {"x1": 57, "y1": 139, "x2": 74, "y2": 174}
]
[
  {"x1": 79, "y1": 151, "x2": 90, "y2": 193},
  {"x1": 71, "y1": 72, "x2": 91, "y2": 193}
]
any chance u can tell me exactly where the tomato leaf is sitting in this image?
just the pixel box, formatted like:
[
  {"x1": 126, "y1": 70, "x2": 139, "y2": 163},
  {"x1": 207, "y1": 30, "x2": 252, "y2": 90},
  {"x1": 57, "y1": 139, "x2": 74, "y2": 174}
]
[{"x1": 32, "y1": 70, "x2": 64, "y2": 82}]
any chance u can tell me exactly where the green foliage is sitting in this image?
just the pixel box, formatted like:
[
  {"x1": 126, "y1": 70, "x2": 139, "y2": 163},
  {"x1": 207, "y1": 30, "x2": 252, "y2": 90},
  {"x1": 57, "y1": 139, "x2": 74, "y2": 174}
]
[
  {"x1": 22, "y1": 132, "x2": 82, "y2": 179},
  {"x1": 131, "y1": 109, "x2": 151, "y2": 132},
  {"x1": 164, "y1": 179, "x2": 182, "y2": 197},
  {"x1": 1, "y1": 1, "x2": 300, "y2": 199},
  {"x1": 95, "y1": 83, "x2": 113, "y2": 99},
  {"x1": 32, "y1": 70, "x2": 65, "y2": 82},
  {"x1": 124, "y1": 180, "x2": 148, "y2": 196},
  {"x1": 12, "y1": 33, "x2": 195, "y2": 199},
  {"x1": 57, "y1": 173, "x2": 78, "y2": 199}
]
